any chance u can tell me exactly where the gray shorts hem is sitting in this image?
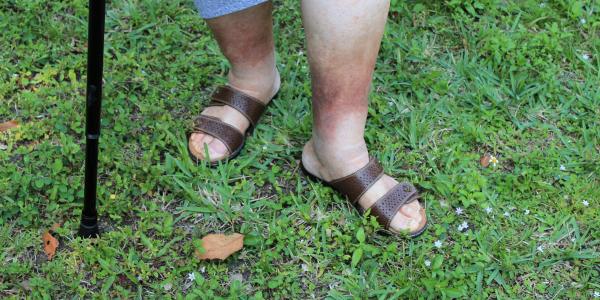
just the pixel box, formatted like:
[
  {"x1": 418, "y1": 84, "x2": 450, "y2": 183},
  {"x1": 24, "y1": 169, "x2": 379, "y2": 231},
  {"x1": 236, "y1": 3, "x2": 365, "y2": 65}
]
[{"x1": 195, "y1": 0, "x2": 269, "y2": 19}]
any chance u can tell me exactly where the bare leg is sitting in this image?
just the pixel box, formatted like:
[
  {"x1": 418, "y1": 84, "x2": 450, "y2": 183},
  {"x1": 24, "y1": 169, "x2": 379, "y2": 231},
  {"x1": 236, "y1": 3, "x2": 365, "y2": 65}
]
[
  {"x1": 189, "y1": 2, "x2": 280, "y2": 162},
  {"x1": 300, "y1": 0, "x2": 426, "y2": 233}
]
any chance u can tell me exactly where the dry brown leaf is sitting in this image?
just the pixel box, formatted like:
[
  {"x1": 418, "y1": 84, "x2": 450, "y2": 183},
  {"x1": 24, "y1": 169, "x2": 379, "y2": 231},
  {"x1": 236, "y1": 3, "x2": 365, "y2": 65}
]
[
  {"x1": 480, "y1": 154, "x2": 491, "y2": 167},
  {"x1": 195, "y1": 233, "x2": 244, "y2": 260},
  {"x1": 0, "y1": 120, "x2": 19, "y2": 132},
  {"x1": 42, "y1": 223, "x2": 60, "y2": 260}
]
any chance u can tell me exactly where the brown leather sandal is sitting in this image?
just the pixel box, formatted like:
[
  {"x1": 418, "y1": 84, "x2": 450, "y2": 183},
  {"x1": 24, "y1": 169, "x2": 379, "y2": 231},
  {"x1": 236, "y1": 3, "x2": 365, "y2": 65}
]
[
  {"x1": 189, "y1": 85, "x2": 271, "y2": 166},
  {"x1": 302, "y1": 157, "x2": 428, "y2": 237}
]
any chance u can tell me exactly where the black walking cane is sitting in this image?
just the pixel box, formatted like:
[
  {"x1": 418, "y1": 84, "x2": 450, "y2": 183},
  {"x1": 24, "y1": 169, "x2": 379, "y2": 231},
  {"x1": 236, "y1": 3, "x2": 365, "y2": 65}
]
[{"x1": 78, "y1": 0, "x2": 106, "y2": 238}]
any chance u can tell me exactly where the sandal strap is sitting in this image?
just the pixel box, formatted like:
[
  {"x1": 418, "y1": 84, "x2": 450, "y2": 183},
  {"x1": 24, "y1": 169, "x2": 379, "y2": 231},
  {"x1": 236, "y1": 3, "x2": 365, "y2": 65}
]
[
  {"x1": 369, "y1": 182, "x2": 419, "y2": 229},
  {"x1": 209, "y1": 85, "x2": 266, "y2": 128},
  {"x1": 329, "y1": 157, "x2": 384, "y2": 204},
  {"x1": 192, "y1": 115, "x2": 244, "y2": 154}
]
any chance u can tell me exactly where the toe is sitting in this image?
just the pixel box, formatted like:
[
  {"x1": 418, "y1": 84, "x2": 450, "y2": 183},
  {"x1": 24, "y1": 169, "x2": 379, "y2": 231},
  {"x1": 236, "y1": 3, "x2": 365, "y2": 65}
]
[
  {"x1": 399, "y1": 201, "x2": 422, "y2": 219},
  {"x1": 206, "y1": 137, "x2": 229, "y2": 159},
  {"x1": 389, "y1": 201, "x2": 426, "y2": 234},
  {"x1": 189, "y1": 133, "x2": 230, "y2": 162}
]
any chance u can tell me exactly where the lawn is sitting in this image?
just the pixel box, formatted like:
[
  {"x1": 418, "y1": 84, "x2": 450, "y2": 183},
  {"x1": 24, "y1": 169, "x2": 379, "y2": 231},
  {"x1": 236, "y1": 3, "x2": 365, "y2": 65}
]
[{"x1": 1, "y1": 0, "x2": 599, "y2": 298}]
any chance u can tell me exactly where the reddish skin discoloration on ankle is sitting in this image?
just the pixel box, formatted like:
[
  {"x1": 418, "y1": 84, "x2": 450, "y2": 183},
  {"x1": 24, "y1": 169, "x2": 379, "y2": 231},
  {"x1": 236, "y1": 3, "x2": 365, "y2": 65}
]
[
  {"x1": 302, "y1": 0, "x2": 389, "y2": 140},
  {"x1": 310, "y1": 63, "x2": 373, "y2": 138},
  {"x1": 207, "y1": 2, "x2": 275, "y2": 70}
]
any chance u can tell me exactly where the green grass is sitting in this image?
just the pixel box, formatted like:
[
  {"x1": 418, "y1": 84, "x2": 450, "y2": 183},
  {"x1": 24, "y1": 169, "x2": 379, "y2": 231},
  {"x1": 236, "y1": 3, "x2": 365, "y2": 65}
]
[{"x1": 1, "y1": 0, "x2": 599, "y2": 298}]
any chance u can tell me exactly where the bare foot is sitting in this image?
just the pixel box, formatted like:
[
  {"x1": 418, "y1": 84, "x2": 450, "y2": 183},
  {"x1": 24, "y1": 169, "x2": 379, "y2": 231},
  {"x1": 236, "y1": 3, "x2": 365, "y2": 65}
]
[
  {"x1": 189, "y1": 68, "x2": 280, "y2": 162},
  {"x1": 301, "y1": 138, "x2": 426, "y2": 234}
]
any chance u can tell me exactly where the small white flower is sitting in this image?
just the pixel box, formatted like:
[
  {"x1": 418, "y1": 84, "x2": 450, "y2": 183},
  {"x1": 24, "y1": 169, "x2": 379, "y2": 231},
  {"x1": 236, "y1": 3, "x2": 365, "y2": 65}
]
[
  {"x1": 301, "y1": 264, "x2": 309, "y2": 272},
  {"x1": 537, "y1": 245, "x2": 544, "y2": 253},
  {"x1": 580, "y1": 18, "x2": 586, "y2": 25},
  {"x1": 560, "y1": 165, "x2": 566, "y2": 171},
  {"x1": 187, "y1": 272, "x2": 196, "y2": 282},
  {"x1": 593, "y1": 291, "x2": 599, "y2": 298},
  {"x1": 524, "y1": 209, "x2": 530, "y2": 215},
  {"x1": 490, "y1": 155, "x2": 499, "y2": 167},
  {"x1": 434, "y1": 240, "x2": 442, "y2": 248},
  {"x1": 455, "y1": 207, "x2": 463, "y2": 215},
  {"x1": 200, "y1": 266, "x2": 206, "y2": 273},
  {"x1": 262, "y1": 145, "x2": 267, "y2": 150},
  {"x1": 503, "y1": 211, "x2": 510, "y2": 217},
  {"x1": 485, "y1": 207, "x2": 493, "y2": 214},
  {"x1": 582, "y1": 53, "x2": 590, "y2": 60},
  {"x1": 539, "y1": 3, "x2": 546, "y2": 8},
  {"x1": 424, "y1": 260, "x2": 431, "y2": 267},
  {"x1": 457, "y1": 221, "x2": 469, "y2": 231},
  {"x1": 582, "y1": 200, "x2": 589, "y2": 207}
]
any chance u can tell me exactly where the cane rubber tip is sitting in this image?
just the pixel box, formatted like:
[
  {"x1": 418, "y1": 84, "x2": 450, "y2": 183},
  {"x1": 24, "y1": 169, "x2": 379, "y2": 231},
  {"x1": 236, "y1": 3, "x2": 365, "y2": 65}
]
[{"x1": 78, "y1": 222, "x2": 100, "y2": 238}]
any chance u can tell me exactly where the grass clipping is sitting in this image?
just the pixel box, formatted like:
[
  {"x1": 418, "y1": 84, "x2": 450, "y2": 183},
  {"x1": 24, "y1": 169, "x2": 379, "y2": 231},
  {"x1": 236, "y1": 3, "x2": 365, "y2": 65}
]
[{"x1": 195, "y1": 233, "x2": 244, "y2": 260}]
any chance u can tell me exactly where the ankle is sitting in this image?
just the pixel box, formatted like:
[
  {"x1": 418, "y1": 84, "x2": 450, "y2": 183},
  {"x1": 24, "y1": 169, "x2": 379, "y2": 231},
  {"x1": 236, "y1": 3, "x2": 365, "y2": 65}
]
[
  {"x1": 228, "y1": 57, "x2": 279, "y2": 102},
  {"x1": 309, "y1": 136, "x2": 370, "y2": 177},
  {"x1": 228, "y1": 67, "x2": 279, "y2": 102}
]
